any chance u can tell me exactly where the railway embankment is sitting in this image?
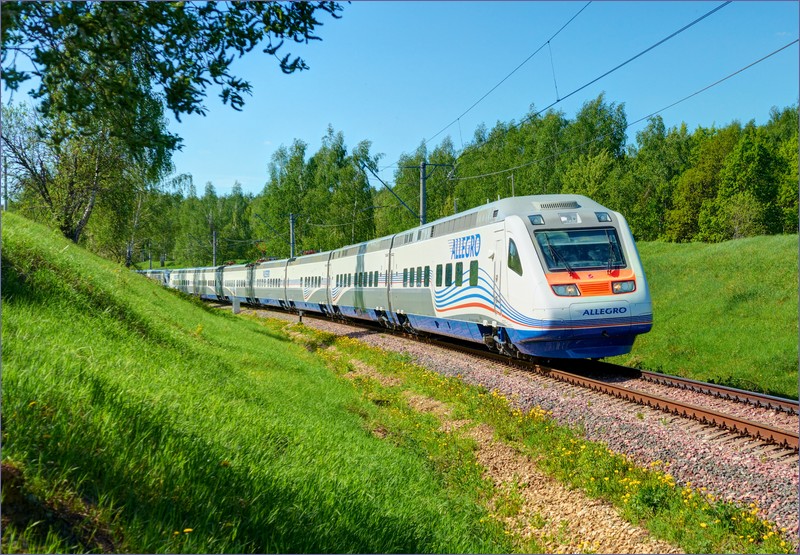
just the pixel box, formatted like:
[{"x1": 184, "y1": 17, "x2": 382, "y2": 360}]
[
  {"x1": 2, "y1": 212, "x2": 797, "y2": 553},
  {"x1": 618, "y1": 237, "x2": 798, "y2": 400}
]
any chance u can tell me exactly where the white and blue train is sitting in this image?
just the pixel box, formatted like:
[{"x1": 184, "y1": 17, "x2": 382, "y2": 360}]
[{"x1": 140, "y1": 195, "x2": 653, "y2": 359}]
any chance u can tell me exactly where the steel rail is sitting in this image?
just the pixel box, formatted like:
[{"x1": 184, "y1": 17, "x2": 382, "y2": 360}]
[
  {"x1": 579, "y1": 360, "x2": 799, "y2": 415},
  {"x1": 530, "y1": 364, "x2": 799, "y2": 450}
]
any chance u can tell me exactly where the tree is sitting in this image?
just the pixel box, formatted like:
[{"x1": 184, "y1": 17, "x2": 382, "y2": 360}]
[
  {"x1": 2, "y1": 1, "x2": 343, "y2": 153},
  {"x1": 666, "y1": 123, "x2": 742, "y2": 242},
  {"x1": 2, "y1": 103, "x2": 172, "y2": 245},
  {"x1": 250, "y1": 140, "x2": 309, "y2": 258},
  {"x1": 700, "y1": 124, "x2": 782, "y2": 241},
  {"x1": 561, "y1": 150, "x2": 616, "y2": 207}
]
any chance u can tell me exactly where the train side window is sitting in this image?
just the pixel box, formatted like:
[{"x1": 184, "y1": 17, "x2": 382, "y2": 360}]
[
  {"x1": 455, "y1": 262, "x2": 463, "y2": 286},
  {"x1": 469, "y1": 260, "x2": 479, "y2": 286},
  {"x1": 409, "y1": 267, "x2": 415, "y2": 287},
  {"x1": 445, "y1": 264, "x2": 453, "y2": 286},
  {"x1": 368, "y1": 271, "x2": 374, "y2": 288},
  {"x1": 508, "y1": 239, "x2": 523, "y2": 276},
  {"x1": 403, "y1": 268, "x2": 408, "y2": 287},
  {"x1": 374, "y1": 271, "x2": 379, "y2": 287},
  {"x1": 436, "y1": 264, "x2": 443, "y2": 287},
  {"x1": 424, "y1": 266, "x2": 430, "y2": 287},
  {"x1": 416, "y1": 266, "x2": 422, "y2": 287}
]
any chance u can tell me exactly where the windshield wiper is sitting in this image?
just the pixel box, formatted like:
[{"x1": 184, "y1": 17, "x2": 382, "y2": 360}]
[
  {"x1": 605, "y1": 230, "x2": 619, "y2": 274},
  {"x1": 544, "y1": 234, "x2": 577, "y2": 277}
]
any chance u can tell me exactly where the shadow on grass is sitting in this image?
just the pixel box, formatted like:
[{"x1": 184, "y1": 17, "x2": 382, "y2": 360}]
[{"x1": 7, "y1": 372, "x2": 438, "y2": 554}]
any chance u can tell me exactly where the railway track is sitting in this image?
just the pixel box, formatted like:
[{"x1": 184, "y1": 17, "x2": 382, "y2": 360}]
[{"x1": 228, "y1": 303, "x2": 800, "y2": 452}]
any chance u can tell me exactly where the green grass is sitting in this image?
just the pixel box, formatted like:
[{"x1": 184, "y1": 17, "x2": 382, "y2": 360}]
[
  {"x1": 1, "y1": 213, "x2": 511, "y2": 553},
  {"x1": 3, "y1": 214, "x2": 796, "y2": 553},
  {"x1": 614, "y1": 236, "x2": 798, "y2": 399},
  {"x1": 287, "y1": 324, "x2": 794, "y2": 554}
]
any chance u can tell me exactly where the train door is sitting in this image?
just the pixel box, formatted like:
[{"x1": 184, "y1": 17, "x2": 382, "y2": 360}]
[
  {"x1": 215, "y1": 266, "x2": 225, "y2": 300},
  {"x1": 246, "y1": 264, "x2": 256, "y2": 304},
  {"x1": 493, "y1": 232, "x2": 504, "y2": 318}
]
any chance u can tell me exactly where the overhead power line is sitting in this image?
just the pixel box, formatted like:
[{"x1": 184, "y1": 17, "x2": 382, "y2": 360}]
[
  {"x1": 426, "y1": 1, "x2": 592, "y2": 146},
  {"x1": 454, "y1": 1, "x2": 732, "y2": 166},
  {"x1": 450, "y1": 37, "x2": 798, "y2": 182}
]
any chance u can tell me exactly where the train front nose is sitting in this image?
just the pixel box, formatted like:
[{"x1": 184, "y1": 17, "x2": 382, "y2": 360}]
[{"x1": 568, "y1": 300, "x2": 632, "y2": 338}]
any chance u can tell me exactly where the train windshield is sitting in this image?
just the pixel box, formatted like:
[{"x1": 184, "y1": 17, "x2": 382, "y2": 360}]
[{"x1": 534, "y1": 228, "x2": 626, "y2": 272}]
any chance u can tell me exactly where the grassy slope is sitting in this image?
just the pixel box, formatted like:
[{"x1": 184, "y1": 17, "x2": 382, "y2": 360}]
[
  {"x1": 2, "y1": 214, "x2": 795, "y2": 554},
  {"x1": 1, "y1": 212, "x2": 509, "y2": 553},
  {"x1": 613, "y1": 236, "x2": 798, "y2": 399}
]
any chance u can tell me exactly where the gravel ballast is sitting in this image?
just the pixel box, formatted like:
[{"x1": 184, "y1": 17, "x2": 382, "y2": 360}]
[{"x1": 246, "y1": 309, "x2": 800, "y2": 543}]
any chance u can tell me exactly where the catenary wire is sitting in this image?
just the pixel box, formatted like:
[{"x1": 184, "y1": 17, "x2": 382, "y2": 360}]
[
  {"x1": 425, "y1": 1, "x2": 592, "y2": 146},
  {"x1": 449, "y1": 38, "x2": 798, "y2": 182},
  {"x1": 452, "y1": 1, "x2": 732, "y2": 169}
]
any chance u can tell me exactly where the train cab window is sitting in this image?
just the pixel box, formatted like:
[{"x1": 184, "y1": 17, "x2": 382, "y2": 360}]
[
  {"x1": 416, "y1": 266, "x2": 422, "y2": 287},
  {"x1": 436, "y1": 264, "x2": 443, "y2": 287},
  {"x1": 508, "y1": 239, "x2": 523, "y2": 276},
  {"x1": 469, "y1": 260, "x2": 479, "y2": 286},
  {"x1": 455, "y1": 262, "x2": 463, "y2": 286},
  {"x1": 445, "y1": 264, "x2": 453, "y2": 287},
  {"x1": 424, "y1": 266, "x2": 430, "y2": 287}
]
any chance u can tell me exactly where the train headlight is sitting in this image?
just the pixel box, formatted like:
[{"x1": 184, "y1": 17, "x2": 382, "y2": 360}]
[
  {"x1": 612, "y1": 280, "x2": 636, "y2": 294},
  {"x1": 595, "y1": 212, "x2": 612, "y2": 222},
  {"x1": 528, "y1": 214, "x2": 545, "y2": 225},
  {"x1": 552, "y1": 284, "x2": 580, "y2": 296}
]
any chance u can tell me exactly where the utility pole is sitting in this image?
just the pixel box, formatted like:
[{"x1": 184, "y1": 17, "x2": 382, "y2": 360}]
[
  {"x1": 212, "y1": 230, "x2": 217, "y2": 266},
  {"x1": 3, "y1": 155, "x2": 8, "y2": 211},
  {"x1": 508, "y1": 173, "x2": 515, "y2": 197},
  {"x1": 419, "y1": 162, "x2": 427, "y2": 226},
  {"x1": 403, "y1": 162, "x2": 453, "y2": 226},
  {"x1": 289, "y1": 213, "x2": 296, "y2": 258}
]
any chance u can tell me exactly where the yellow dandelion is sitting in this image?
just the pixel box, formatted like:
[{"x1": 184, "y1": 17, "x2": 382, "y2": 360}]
[
  {"x1": 184, "y1": 528, "x2": 193, "y2": 533},
  {"x1": 699, "y1": 522, "x2": 707, "y2": 528}
]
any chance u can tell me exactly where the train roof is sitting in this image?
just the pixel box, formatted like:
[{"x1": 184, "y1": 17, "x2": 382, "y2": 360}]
[{"x1": 170, "y1": 195, "x2": 610, "y2": 271}]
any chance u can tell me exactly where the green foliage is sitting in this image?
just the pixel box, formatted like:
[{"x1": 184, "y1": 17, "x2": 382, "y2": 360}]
[
  {"x1": 2, "y1": 2, "x2": 343, "y2": 149},
  {"x1": 615, "y1": 236, "x2": 799, "y2": 399}
]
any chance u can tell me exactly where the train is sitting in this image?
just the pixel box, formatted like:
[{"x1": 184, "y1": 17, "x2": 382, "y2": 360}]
[{"x1": 139, "y1": 194, "x2": 652, "y2": 359}]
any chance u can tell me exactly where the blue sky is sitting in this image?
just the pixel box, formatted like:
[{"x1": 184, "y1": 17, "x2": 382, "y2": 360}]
[{"x1": 22, "y1": 2, "x2": 800, "y2": 197}]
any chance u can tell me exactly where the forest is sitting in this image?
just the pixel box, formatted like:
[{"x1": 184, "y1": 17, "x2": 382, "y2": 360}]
[
  {"x1": 4, "y1": 95, "x2": 798, "y2": 267},
  {"x1": 1, "y1": 4, "x2": 796, "y2": 267}
]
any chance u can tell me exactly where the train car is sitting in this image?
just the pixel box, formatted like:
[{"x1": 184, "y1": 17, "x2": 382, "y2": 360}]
[
  {"x1": 251, "y1": 258, "x2": 289, "y2": 308},
  {"x1": 285, "y1": 251, "x2": 330, "y2": 314},
  {"x1": 329, "y1": 236, "x2": 394, "y2": 323},
  {"x1": 160, "y1": 194, "x2": 652, "y2": 360},
  {"x1": 383, "y1": 195, "x2": 652, "y2": 358},
  {"x1": 138, "y1": 268, "x2": 171, "y2": 286}
]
